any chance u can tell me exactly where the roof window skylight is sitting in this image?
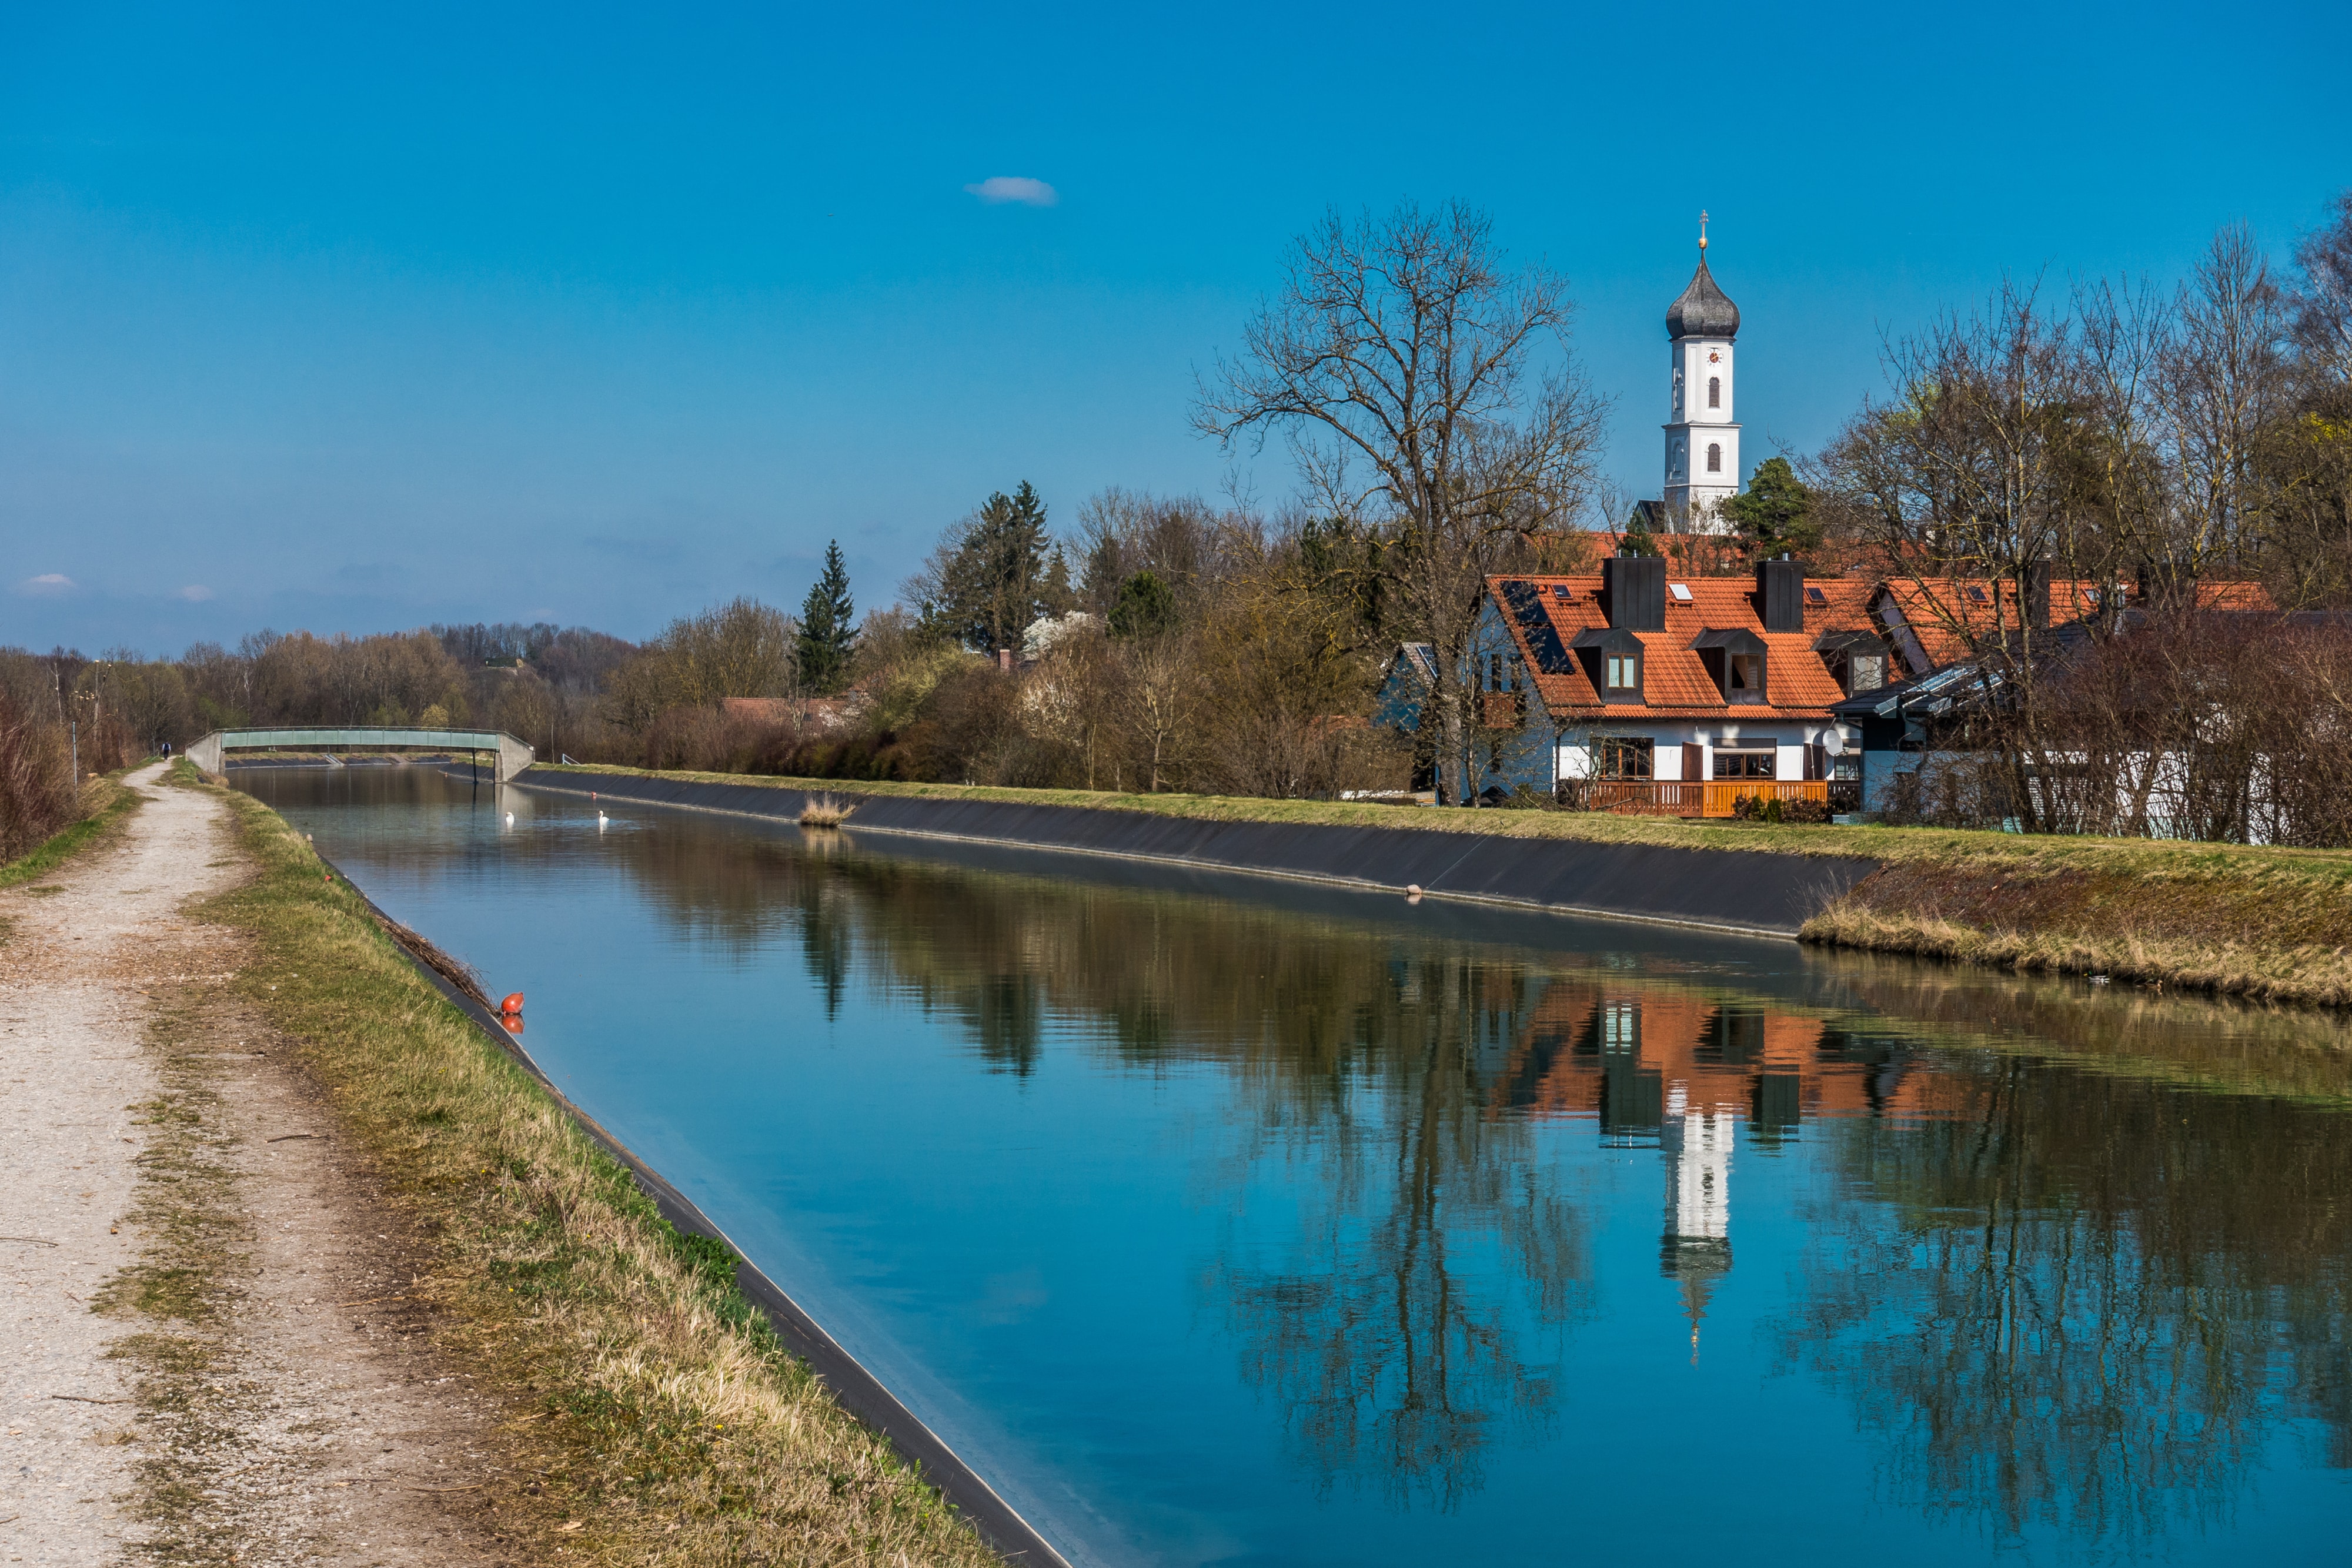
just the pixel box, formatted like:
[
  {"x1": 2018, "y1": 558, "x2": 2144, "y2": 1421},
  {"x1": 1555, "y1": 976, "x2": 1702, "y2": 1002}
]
[
  {"x1": 1551, "y1": 584, "x2": 1573, "y2": 600},
  {"x1": 1668, "y1": 583, "x2": 1693, "y2": 602},
  {"x1": 1805, "y1": 586, "x2": 1828, "y2": 604}
]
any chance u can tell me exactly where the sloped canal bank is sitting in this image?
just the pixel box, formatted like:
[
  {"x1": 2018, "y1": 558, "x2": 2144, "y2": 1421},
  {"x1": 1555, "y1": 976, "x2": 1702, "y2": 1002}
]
[{"x1": 239, "y1": 764, "x2": 2352, "y2": 1566}]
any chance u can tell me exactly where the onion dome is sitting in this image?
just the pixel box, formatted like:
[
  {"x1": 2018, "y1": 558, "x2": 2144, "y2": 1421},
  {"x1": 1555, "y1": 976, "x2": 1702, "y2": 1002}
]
[{"x1": 1666, "y1": 251, "x2": 1740, "y2": 340}]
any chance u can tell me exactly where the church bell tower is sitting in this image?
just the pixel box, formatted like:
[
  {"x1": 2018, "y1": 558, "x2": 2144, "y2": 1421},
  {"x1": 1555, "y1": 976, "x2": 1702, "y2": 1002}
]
[{"x1": 1662, "y1": 215, "x2": 1742, "y2": 532}]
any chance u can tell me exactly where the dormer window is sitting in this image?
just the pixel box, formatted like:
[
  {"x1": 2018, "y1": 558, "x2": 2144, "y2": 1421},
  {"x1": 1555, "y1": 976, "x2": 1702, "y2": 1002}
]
[
  {"x1": 1706, "y1": 443, "x2": 1722, "y2": 473},
  {"x1": 1707, "y1": 376, "x2": 1720, "y2": 409},
  {"x1": 1692, "y1": 628, "x2": 1769, "y2": 706},
  {"x1": 1571, "y1": 626, "x2": 1645, "y2": 705},
  {"x1": 1814, "y1": 630, "x2": 1892, "y2": 694}
]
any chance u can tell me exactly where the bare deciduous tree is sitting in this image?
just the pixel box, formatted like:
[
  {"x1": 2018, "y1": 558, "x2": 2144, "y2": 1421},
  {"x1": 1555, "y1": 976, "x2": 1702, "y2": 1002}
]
[{"x1": 1192, "y1": 202, "x2": 1607, "y2": 805}]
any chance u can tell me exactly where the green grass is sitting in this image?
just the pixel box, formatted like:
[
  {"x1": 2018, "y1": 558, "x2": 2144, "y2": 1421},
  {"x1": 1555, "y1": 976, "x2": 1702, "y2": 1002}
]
[
  {"x1": 193, "y1": 775, "x2": 1004, "y2": 1567},
  {"x1": 546, "y1": 763, "x2": 2352, "y2": 1007}
]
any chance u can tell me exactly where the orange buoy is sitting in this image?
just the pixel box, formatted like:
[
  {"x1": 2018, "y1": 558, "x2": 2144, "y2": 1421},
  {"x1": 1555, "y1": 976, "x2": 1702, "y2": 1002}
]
[{"x1": 500, "y1": 992, "x2": 525, "y2": 1016}]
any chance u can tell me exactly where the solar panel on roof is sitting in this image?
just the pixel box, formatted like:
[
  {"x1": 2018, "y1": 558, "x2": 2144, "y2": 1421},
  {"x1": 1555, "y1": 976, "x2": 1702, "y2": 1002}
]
[{"x1": 1499, "y1": 579, "x2": 1578, "y2": 674}]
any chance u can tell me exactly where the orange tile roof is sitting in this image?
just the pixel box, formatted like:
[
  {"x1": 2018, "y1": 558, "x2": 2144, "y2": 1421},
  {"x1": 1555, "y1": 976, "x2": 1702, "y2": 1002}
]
[
  {"x1": 1489, "y1": 574, "x2": 1878, "y2": 721},
  {"x1": 1876, "y1": 577, "x2": 2277, "y2": 668}
]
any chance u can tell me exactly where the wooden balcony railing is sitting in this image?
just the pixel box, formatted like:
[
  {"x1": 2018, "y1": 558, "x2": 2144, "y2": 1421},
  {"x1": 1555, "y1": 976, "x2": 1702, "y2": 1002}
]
[{"x1": 1557, "y1": 779, "x2": 1849, "y2": 818}]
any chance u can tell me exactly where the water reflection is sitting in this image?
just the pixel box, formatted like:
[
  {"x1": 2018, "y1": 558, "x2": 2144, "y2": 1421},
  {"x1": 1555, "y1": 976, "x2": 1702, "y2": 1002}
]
[
  {"x1": 243, "y1": 766, "x2": 2352, "y2": 1562},
  {"x1": 1776, "y1": 1061, "x2": 2352, "y2": 1544}
]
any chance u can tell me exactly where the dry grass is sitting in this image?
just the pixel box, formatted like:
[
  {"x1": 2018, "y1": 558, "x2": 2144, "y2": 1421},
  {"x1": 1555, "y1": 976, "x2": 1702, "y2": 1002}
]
[
  {"x1": 797, "y1": 793, "x2": 854, "y2": 829},
  {"x1": 195, "y1": 771, "x2": 1003, "y2": 1566},
  {"x1": 0, "y1": 768, "x2": 145, "y2": 891},
  {"x1": 546, "y1": 762, "x2": 2352, "y2": 1007}
]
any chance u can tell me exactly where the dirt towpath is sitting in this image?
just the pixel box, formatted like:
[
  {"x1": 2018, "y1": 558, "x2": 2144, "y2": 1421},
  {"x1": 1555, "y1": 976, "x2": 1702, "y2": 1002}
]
[{"x1": 2, "y1": 764, "x2": 509, "y2": 1566}]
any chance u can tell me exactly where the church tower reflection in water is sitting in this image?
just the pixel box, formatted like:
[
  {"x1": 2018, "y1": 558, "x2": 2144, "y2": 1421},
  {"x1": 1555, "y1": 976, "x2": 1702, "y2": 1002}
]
[
  {"x1": 1516, "y1": 985, "x2": 1956, "y2": 1358},
  {"x1": 1661, "y1": 1090, "x2": 1733, "y2": 1357}
]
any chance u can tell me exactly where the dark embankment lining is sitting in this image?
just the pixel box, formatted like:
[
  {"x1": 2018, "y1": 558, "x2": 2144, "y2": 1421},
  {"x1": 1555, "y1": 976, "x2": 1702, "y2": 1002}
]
[
  {"x1": 319, "y1": 855, "x2": 1073, "y2": 1568},
  {"x1": 517, "y1": 769, "x2": 1877, "y2": 938}
]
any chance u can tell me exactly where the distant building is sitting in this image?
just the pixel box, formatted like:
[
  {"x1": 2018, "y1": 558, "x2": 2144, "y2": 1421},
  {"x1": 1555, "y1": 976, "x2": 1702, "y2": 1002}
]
[
  {"x1": 1659, "y1": 226, "x2": 1743, "y2": 533},
  {"x1": 1378, "y1": 557, "x2": 1885, "y2": 808}
]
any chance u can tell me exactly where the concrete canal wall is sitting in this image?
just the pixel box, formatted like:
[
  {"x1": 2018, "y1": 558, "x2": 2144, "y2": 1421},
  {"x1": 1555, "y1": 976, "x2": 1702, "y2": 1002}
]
[{"x1": 513, "y1": 768, "x2": 1879, "y2": 938}]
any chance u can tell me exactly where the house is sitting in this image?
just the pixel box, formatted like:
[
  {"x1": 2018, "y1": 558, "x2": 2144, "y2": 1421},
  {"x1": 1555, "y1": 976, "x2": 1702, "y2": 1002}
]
[
  {"x1": 1381, "y1": 556, "x2": 1890, "y2": 813},
  {"x1": 1832, "y1": 574, "x2": 2281, "y2": 817},
  {"x1": 721, "y1": 693, "x2": 873, "y2": 734}
]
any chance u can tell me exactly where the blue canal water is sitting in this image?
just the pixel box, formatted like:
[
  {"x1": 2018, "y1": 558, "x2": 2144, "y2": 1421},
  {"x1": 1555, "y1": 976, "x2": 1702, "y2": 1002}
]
[{"x1": 239, "y1": 766, "x2": 2352, "y2": 1566}]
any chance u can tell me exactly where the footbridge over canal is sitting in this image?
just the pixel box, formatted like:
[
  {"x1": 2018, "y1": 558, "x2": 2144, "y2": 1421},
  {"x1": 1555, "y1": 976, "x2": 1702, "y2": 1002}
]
[{"x1": 187, "y1": 727, "x2": 535, "y2": 782}]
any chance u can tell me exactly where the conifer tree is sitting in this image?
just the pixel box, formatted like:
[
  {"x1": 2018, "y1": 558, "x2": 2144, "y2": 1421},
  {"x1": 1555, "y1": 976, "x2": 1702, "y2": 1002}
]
[
  {"x1": 917, "y1": 480, "x2": 1054, "y2": 653},
  {"x1": 1721, "y1": 457, "x2": 1823, "y2": 559},
  {"x1": 796, "y1": 540, "x2": 858, "y2": 694}
]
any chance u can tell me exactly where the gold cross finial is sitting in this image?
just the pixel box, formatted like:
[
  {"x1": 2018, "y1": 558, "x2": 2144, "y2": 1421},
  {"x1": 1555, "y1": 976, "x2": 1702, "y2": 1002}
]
[{"x1": 1699, "y1": 210, "x2": 1709, "y2": 252}]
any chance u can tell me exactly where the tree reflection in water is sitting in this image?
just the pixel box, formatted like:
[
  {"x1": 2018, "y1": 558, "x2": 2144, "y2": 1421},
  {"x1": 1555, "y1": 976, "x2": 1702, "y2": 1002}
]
[
  {"x1": 656, "y1": 836, "x2": 1603, "y2": 1505},
  {"x1": 1211, "y1": 955, "x2": 1592, "y2": 1510},
  {"x1": 556, "y1": 807, "x2": 2352, "y2": 1534},
  {"x1": 1773, "y1": 1053, "x2": 2352, "y2": 1546}
]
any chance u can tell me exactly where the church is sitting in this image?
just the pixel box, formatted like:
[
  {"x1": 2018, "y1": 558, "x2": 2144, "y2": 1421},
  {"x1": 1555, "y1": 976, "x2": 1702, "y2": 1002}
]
[
  {"x1": 1639, "y1": 217, "x2": 1745, "y2": 534},
  {"x1": 1373, "y1": 222, "x2": 1903, "y2": 811}
]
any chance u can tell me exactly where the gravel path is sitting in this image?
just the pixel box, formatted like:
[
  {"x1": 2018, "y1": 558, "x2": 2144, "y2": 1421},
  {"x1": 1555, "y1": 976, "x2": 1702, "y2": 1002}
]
[{"x1": 1, "y1": 765, "x2": 508, "y2": 1566}]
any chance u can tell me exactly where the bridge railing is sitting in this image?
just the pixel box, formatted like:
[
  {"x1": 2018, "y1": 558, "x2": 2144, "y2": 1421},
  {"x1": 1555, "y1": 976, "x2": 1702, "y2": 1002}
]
[{"x1": 187, "y1": 727, "x2": 534, "y2": 783}]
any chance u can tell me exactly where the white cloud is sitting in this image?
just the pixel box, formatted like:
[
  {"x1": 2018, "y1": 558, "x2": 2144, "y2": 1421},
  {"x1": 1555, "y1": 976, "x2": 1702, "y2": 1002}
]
[
  {"x1": 17, "y1": 573, "x2": 76, "y2": 597},
  {"x1": 175, "y1": 584, "x2": 215, "y2": 602},
  {"x1": 964, "y1": 176, "x2": 1058, "y2": 208}
]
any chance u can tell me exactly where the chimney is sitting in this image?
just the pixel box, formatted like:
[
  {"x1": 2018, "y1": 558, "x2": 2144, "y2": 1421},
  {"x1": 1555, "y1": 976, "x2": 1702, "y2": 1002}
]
[
  {"x1": 2024, "y1": 561, "x2": 2052, "y2": 630},
  {"x1": 1602, "y1": 555, "x2": 1666, "y2": 632},
  {"x1": 995, "y1": 647, "x2": 1014, "y2": 672},
  {"x1": 1755, "y1": 556, "x2": 1804, "y2": 633}
]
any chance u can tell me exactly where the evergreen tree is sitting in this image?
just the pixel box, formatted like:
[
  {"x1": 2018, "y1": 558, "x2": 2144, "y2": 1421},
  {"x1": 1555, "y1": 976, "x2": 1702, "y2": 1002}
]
[
  {"x1": 796, "y1": 540, "x2": 858, "y2": 694},
  {"x1": 1721, "y1": 457, "x2": 1823, "y2": 559},
  {"x1": 920, "y1": 480, "x2": 1054, "y2": 652},
  {"x1": 1108, "y1": 570, "x2": 1176, "y2": 640}
]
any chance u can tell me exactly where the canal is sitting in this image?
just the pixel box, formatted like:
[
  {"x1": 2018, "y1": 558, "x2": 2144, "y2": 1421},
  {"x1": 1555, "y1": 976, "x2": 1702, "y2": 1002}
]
[{"x1": 236, "y1": 765, "x2": 2352, "y2": 1565}]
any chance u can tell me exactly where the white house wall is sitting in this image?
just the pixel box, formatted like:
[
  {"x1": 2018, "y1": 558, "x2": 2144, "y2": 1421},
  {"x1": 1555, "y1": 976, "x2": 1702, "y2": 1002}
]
[{"x1": 1554, "y1": 723, "x2": 1835, "y2": 785}]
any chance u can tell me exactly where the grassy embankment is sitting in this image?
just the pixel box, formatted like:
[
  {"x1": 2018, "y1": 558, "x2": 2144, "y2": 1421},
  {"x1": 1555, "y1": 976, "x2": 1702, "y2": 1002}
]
[
  {"x1": 543, "y1": 763, "x2": 2352, "y2": 1010},
  {"x1": 188, "y1": 763, "x2": 1002, "y2": 1566}
]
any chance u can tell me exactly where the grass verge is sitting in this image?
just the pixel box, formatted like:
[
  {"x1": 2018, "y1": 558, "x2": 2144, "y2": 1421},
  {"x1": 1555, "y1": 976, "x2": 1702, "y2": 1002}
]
[
  {"x1": 544, "y1": 763, "x2": 2352, "y2": 1007},
  {"x1": 193, "y1": 772, "x2": 1003, "y2": 1566}
]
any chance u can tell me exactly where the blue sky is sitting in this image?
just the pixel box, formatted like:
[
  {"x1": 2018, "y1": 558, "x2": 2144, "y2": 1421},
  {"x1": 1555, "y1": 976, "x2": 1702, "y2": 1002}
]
[{"x1": 4, "y1": 1, "x2": 2347, "y2": 653}]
